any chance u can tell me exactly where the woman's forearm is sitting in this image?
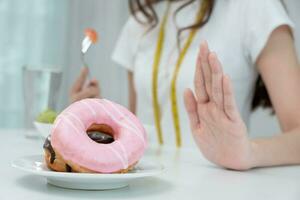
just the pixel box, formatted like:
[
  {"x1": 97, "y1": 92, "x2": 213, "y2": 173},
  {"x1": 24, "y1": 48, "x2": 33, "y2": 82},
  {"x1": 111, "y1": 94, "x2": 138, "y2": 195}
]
[{"x1": 251, "y1": 126, "x2": 300, "y2": 168}]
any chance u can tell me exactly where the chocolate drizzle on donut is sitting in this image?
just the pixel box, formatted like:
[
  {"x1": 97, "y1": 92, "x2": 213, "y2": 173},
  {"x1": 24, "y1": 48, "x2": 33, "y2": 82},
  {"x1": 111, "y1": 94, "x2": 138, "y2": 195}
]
[
  {"x1": 43, "y1": 136, "x2": 56, "y2": 164},
  {"x1": 87, "y1": 131, "x2": 114, "y2": 144},
  {"x1": 87, "y1": 124, "x2": 115, "y2": 144},
  {"x1": 65, "y1": 164, "x2": 72, "y2": 172}
]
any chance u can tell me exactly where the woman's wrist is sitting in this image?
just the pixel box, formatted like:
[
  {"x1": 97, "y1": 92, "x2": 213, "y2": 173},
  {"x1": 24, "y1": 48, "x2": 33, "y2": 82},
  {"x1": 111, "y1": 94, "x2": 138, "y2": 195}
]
[
  {"x1": 248, "y1": 139, "x2": 261, "y2": 169},
  {"x1": 233, "y1": 139, "x2": 260, "y2": 170}
]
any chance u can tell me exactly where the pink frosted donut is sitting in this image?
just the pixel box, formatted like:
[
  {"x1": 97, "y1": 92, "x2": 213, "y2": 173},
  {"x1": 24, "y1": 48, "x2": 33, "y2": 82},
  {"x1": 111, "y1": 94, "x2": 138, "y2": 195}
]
[{"x1": 50, "y1": 98, "x2": 147, "y2": 173}]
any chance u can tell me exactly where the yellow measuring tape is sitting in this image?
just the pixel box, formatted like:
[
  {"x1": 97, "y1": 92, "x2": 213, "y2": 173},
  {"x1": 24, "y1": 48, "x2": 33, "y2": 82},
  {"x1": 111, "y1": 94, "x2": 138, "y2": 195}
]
[{"x1": 152, "y1": 0, "x2": 209, "y2": 147}]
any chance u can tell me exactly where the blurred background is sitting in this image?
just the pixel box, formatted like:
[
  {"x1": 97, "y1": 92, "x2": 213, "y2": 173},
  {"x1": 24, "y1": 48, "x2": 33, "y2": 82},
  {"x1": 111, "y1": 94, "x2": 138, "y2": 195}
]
[{"x1": 0, "y1": 0, "x2": 299, "y2": 138}]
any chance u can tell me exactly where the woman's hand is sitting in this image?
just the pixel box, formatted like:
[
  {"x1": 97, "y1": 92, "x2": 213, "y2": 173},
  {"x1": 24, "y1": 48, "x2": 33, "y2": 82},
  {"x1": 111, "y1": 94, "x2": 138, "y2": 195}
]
[
  {"x1": 69, "y1": 67, "x2": 100, "y2": 103},
  {"x1": 184, "y1": 41, "x2": 255, "y2": 170}
]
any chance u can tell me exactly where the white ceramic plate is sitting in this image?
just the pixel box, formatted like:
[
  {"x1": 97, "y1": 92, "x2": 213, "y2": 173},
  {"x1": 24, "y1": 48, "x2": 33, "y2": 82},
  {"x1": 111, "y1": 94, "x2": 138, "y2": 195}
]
[{"x1": 12, "y1": 155, "x2": 163, "y2": 190}]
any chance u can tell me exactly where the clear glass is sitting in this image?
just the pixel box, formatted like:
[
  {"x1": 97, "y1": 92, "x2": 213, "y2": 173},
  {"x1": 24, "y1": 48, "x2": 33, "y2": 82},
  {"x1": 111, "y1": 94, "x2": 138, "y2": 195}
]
[{"x1": 22, "y1": 65, "x2": 62, "y2": 136}]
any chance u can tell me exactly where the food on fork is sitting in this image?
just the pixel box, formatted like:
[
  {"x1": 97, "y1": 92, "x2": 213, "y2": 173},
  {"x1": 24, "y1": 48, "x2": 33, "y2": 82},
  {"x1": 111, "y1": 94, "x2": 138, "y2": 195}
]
[
  {"x1": 43, "y1": 98, "x2": 147, "y2": 173},
  {"x1": 84, "y1": 28, "x2": 98, "y2": 44}
]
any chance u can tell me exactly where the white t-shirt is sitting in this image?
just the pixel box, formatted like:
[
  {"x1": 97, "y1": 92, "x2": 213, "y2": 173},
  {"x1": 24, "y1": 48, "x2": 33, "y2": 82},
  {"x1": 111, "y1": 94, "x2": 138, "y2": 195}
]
[{"x1": 112, "y1": 0, "x2": 294, "y2": 147}]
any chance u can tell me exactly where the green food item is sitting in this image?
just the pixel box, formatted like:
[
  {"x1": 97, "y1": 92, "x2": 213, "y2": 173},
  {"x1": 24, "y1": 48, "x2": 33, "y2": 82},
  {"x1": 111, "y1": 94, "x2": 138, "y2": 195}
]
[{"x1": 36, "y1": 109, "x2": 58, "y2": 124}]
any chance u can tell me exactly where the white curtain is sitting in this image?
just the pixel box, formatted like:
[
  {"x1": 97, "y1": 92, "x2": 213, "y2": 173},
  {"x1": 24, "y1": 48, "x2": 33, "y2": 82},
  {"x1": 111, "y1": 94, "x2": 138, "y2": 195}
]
[{"x1": 0, "y1": 0, "x2": 70, "y2": 128}]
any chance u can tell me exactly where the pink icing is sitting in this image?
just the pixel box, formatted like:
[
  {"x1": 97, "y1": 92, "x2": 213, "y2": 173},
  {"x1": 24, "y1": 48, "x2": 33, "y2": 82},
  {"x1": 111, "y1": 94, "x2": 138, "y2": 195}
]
[{"x1": 51, "y1": 98, "x2": 148, "y2": 173}]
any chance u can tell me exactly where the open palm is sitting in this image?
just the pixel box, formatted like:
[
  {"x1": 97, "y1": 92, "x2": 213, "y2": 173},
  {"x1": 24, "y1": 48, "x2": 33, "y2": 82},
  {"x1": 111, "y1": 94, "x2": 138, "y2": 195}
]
[{"x1": 184, "y1": 41, "x2": 254, "y2": 170}]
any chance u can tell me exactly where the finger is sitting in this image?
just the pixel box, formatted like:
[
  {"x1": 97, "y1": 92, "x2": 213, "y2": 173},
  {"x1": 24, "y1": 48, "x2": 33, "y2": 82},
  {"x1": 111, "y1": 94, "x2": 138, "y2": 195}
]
[
  {"x1": 200, "y1": 41, "x2": 212, "y2": 99},
  {"x1": 89, "y1": 79, "x2": 101, "y2": 97},
  {"x1": 194, "y1": 47, "x2": 209, "y2": 103},
  {"x1": 86, "y1": 85, "x2": 100, "y2": 98},
  {"x1": 71, "y1": 67, "x2": 89, "y2": 93},
  {"x1": 89, "y1": 79, "x2": 99, "y2": 87},
  {"x1": 209, "y1": 52, "x2": 224, "y2": 109},
  {"x1": 184, "y1": 88, "x2": 200, "y2": 131},
  {"x1": 73, "y1": 86, "x2": 99, "y2": 101},
  {"x1": 222, "y1": 75, "x2": 239, "y2": 121}
]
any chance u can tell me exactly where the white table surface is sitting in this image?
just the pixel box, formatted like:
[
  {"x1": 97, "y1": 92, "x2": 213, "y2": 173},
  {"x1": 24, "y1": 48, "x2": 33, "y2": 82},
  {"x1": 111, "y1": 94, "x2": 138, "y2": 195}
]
[{"x1": 2, "y1": 129, "x2": 300, "y2": 200}]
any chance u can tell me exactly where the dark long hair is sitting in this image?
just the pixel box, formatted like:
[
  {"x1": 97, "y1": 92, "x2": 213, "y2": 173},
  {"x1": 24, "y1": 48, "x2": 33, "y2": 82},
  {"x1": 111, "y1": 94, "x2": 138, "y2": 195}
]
[{"x1": 129, "y1": 0, "x2": 273, "y2": 113}]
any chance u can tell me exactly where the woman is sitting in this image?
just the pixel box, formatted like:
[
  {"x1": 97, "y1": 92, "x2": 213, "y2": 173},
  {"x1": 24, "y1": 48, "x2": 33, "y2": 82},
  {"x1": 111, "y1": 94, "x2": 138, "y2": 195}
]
[{"x1": 70, "y1": 0, "x2": 300, "y2": 170}]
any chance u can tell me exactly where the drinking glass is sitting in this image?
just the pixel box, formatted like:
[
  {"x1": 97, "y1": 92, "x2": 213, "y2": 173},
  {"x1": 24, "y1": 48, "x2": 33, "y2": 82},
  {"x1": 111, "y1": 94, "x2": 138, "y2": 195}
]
[{"x1": 22, "y1": 65, "x2": 62, "y2": 136}]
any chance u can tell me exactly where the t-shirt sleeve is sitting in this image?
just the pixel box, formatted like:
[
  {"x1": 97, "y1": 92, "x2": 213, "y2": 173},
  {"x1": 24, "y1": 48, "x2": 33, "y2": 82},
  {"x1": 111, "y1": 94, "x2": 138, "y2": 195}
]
[
  {"x1": 243, "y1": 0, "x2": 295, "y2": 64},
  {"x1": 111, "y1": 16, "x2": 145, "y2": 72}
]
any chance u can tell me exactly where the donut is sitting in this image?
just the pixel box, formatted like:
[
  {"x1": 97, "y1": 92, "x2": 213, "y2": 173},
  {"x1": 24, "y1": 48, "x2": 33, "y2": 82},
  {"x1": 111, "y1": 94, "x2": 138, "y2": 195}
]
[{"x1": 43, "y1": 98, "x2": 147, "y2": 173}]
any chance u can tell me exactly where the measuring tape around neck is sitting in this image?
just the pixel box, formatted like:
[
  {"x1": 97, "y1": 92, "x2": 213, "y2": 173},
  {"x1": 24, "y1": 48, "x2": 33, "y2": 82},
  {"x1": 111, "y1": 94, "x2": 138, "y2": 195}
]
[{"x1": 151, "y1": 0, "x2": 209, "y2": 147}]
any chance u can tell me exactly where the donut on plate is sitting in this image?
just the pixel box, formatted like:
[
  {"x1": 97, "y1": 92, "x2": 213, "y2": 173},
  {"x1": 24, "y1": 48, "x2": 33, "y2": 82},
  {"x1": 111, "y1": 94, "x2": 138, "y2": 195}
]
[{"x1": 43, "y1": 98, "x2": 147, "y2": 173}]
